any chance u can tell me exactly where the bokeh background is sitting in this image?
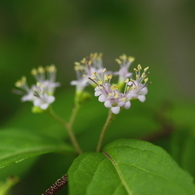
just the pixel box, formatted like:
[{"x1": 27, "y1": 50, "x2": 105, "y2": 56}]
[
  {"x1": 1, "y1": 0, "x2": 195, "y2": 125},
  {"x1": 0, "y1": 0, "x2": 195, "y2": 194}
]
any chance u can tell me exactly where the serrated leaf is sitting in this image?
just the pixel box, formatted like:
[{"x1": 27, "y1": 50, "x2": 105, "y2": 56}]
[
  {"x1": 0, "y1": 129, "x2": 75, "y2": 169},
  {"x1": 68, "y1": 139, "x2": 195, "y2": 195}
]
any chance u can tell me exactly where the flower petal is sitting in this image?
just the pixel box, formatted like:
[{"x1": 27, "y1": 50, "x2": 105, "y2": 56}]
[
  {"x1": 98, "y1": 94, "x2": 107, "y2": 102},
  {"x1": 40, "y1": 103, "x2": 49, "y2": 110},
  {"x1": 124, "y1": 101, "x2": 131, "y2": 109},
  {"x1": 104, "y1": 100, "x2": 112, "y2": 108},
  {"x1": 111, "y1": 107, "x2": 120, "y2": 114},
  {"x1": 138, "y1": 95, "x2": 146, "y2": 102}
]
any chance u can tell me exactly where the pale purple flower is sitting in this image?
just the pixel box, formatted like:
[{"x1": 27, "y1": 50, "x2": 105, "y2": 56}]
[
  {"x1": 127, "y1": 65, "x2": 150, "y2": 102},
  {"x1": 15, "y1": 65, "x2": 59, "y2": 110},
  {"x1": 89, "y1": 60, "x2": 150, "y2": 114},
  {"x1": 89, "y1": 73, "x2": 132, "y2": 114},
  {"x1": 70, "y1": 63, "x2": 89, "y2": 93},
  {"x1": 71, "y1": 53, "x2": 110, "y2": 92},
  {"x1": 33, "y1": 83, "x2": 55, "y2": 109},
  {"x1": 114, "y1": 54, "x2": 135, "y2": 83},
  {"x1": 31, "y1": 65, "x2": 60, "y2": 95}
]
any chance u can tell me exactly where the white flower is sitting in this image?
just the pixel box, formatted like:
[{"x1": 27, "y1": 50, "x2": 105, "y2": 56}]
[
  {"x1": 33, "y1": 83, "x2": 55, "y2": 109},
  {"x1": 31, "y1": 65, "x2": 60, "y2": 95},
  {"x1": 89, "y1": 58, "x2": 151, "y2": 114},
  {"x1": 71, "y1": 53, "x2": 110, "y2": 92},
  {"x1": 15, "y1": 65, "x2": 59, "y2": 110},
  {"x1": 70, "y1": 64, "x2": 89, "y2": 93},
  {"x1": 15, "y1": 76, "x2": 35, "y2": 102},
  {"x1": 89, "y1": 73, "x2": 132, "y2": 114},
  {"x1": 127, "y1": 65, "x2": 150, "y2": 102},
  {"x1": 114, "y1": 54, "x2": 135, "y2": 83}
]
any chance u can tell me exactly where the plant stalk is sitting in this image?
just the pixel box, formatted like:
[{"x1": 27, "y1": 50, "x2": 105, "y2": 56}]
[
  {"x1": 96, "y1": 109, "x2": 114, "y2": 152},
  {"x1": 48, "y1": 106, "x2": 82, "y2": 154}
]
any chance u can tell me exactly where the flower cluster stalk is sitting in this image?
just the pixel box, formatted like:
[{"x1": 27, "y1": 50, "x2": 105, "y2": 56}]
[
  {"x1": 96, "y1": 109, "x2": 115, "y2": 152},
  {"x1": 48, "y1": 106, "x2": 82, "y2": 154}
]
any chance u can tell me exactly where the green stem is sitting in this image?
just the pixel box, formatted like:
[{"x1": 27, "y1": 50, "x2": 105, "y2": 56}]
[
  {"x1": 48, "y1": 106, "x2": 82, "y2": 154},
  {"x1": 68, "y1": 104, "x2": 80, "y2": 128},
  {"x1": 96, "y1": 109, "x2": 114, "y2": 152}
]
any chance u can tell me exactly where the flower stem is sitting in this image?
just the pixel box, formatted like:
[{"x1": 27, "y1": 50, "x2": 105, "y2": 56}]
[
  {"x1": 96, "y1": 109, "x2": 114, "y2": 152},
  {"x1": 48, "y1": 106, "x2": 82, "y2": 154},
  {"x1": 68, "y1": 104, "x2": 80, "y2": 128}
]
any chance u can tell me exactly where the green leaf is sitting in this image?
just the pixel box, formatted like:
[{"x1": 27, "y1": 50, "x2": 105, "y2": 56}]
[
  {"x1": 0, "y1": 129, "x2": 75, "y2": 169},
  {"x1": 68, "y1": 139, "x2": 195, "y2": 195}
]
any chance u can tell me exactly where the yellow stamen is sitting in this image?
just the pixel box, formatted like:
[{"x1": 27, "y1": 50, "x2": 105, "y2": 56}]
[
  {"x1": 93, "y1": 53, "x2": 98, "y2": 58},
  {"x1": 114, "y1": 93, "x2": 119, "y2": 98},
  {"x1": 47, "y1": 65, "x2": 56, "y2": 72},
  {"x1": 74, "y1": 62, "x2": 80, "y2": 66},
  {"x1": 144, "y1": 78, "x2": 148, "y2": 83},
  {"x1": 111, "y1": 85, "x2": 118, "y2": 90},
  {"x1": 103, "y1": 68, "x2": 106, "y2": 73},
  {"x1": 97, "y1": 81, "x2": 103, "y2": 85},
  {"x1": 141, "y1": 73, "x2": 146, "y2": 78},
  {"x1": 74, "y1": 66, "x2": 81, "y2": 71},
  {"x1": 88, "y1": 60, "x2": 92, "y2": 65},
  {"x1": 98, "y1": 53, "x2": 103, "y2": 57},
  {"x1": 21, "y1": 76, "x2": 26, "y2": 82},
  {"x1": 81, "y1": 58, "x2": 86, "y2": 64},
  {"x1": 104, "y1": 75, "x2": 109, "y2": 81},
  {"x1": 15, "y1": 81, "x2": 22, "y2": 87},
  {"x1": 38, "y1": 66, "x2": 45, "y2": 73},
  {"x1": 131, "y1": 86, "x2": 136, "y2": 90},
  {"x1": 144, "y1": 67, "x2": 149, "y2": 72},
  {"x1": 31, "y1": 68, "x2": 37, "y2": 75},
  {"x1": 133, "y1": 68, "x2": 138, "y2": 72},
  {"x1": 137, "y1": 64, "x2": 142, "y2": 70},
  {"x1": 115, "y1": 59, "x2": 122, "y2": 64},
  {"x1": 121, "y1": 97, "x2": 127, "y2": 102},
  {"x1": 108, "y1": 75, "x2": 113, "y2": 80},
  {"x1": 119, "y1": 54, "x2": 127, "y2": 60},
  {"x1": 128, "y1": 56, "x2": 135, "y2": 62}
]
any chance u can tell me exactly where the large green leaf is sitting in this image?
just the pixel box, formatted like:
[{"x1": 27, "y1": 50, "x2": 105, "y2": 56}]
[
  {"x1": 68, "y1": 139, "x2": 195, "y2": 195},
  {"x1": 0, "y1": 129, "x2": 75, "y2": 169}
]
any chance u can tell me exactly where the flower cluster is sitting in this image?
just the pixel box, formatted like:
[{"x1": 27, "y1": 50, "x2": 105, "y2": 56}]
[
  {"x1": 70, "y1": 53, "x2": 109, "y2": 93},
  {"x1": 15, "y1": 53, "x2": 150, "y2": 115},
  {"x1": 114, "y1": 54, "x2": 135, "y2": 85},
  {"x1": 71, "y1": 53, "x2": 150, "y2": 114},
  {"x1": 15, "y1": 65, "x2": 59, "y2": 111}
]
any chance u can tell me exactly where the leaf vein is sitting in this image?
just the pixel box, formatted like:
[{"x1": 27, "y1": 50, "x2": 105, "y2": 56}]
[{"x1": 104, "y1": 152, "x2": 133, "y2": 195}]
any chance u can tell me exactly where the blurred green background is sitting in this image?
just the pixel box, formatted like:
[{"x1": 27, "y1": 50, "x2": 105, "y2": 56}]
[
  {"x1": 1, "y1": 0, "x2": 195, "y2": 194},
  {"x1": 1, "y1": 0, "x2": 195, "y2": 126}
]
